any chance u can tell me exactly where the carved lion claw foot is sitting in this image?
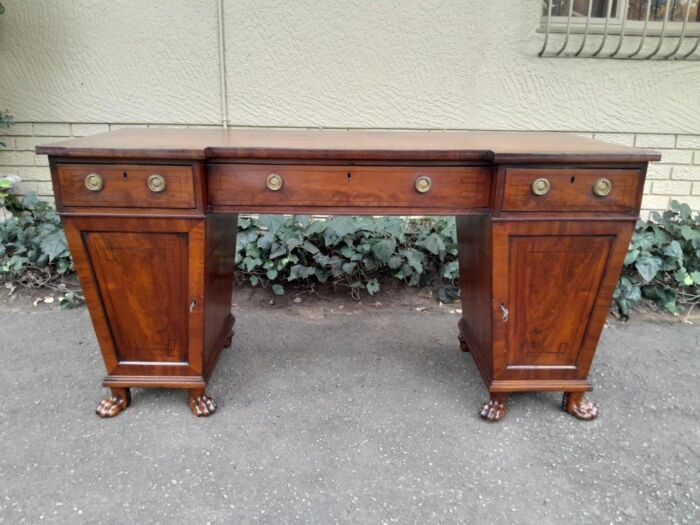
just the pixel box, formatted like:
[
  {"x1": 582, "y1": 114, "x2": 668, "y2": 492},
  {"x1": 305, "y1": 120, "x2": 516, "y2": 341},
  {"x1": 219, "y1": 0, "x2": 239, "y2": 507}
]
[
  {"x1": 563, "y1": 392, "x2": 598, "y2": 421},
  {"x1": 96, "y1": 388, "x2": 130, "y2": 418},
  {"x1": 189, "y1": 391, "x2": 217, "y2": 417},
  {"x1": 480, "y1": 394, "x2": 507, "y2": 422},
  {"x1": 458, "y1": 332, "x2": 470, "y2": 352},
  {"x1": 223, "y1": 331, "x2": 234, "y2": 349}
]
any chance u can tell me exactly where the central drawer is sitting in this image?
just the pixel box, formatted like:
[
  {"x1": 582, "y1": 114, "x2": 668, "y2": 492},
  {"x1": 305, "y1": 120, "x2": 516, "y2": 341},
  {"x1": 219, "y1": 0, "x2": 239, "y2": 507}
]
[{"x1": 207, "y1": 164, "x2": 491, "y2": 209}]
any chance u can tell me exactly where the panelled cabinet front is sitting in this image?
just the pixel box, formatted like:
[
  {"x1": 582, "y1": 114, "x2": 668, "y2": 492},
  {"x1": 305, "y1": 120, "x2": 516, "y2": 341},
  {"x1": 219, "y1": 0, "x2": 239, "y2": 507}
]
[
  {"x1": 85, "y1": 230, "x2": 190, "y2": 365},
  {"x1": 54, "y1": 160, "x2": 237, "y2": 418},
  {"x1": 63, "y1": 217, "x2": 204, "y2": 377},
  {"x1": 491, "y1": 221, "x2": 633, "y2": 383},
  {"x1": 459, "y1": 165, "x2": 643, "y2": 422}
]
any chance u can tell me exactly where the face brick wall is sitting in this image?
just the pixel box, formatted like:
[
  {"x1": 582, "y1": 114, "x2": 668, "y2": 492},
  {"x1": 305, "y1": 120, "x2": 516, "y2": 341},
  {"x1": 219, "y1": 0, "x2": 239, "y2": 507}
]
[{"x1": 1, "y1": 123, "x2": 698, "y2": 216}]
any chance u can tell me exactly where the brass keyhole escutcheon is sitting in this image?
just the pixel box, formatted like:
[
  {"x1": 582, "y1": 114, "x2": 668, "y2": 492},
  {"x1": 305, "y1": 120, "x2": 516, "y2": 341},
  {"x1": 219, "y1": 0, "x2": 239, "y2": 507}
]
[
  {"x1": 84, "y1": 173, "x2": 104, "y2": 192},
  {"x1": 531, "y1": 178, "x2": 550, "y2": 196},
  {"x1": 593, "y1": 177, "x2": 612, "y2": 197},
  {"x1": 266, "y1": 173, "x2": 283, "y2": 191},
  {"x1": 415, "y1": 175, "x2": 432, "y2": 193},
  {"x1": 147, "y1": 174, "x2": 166, "y2": 193}
]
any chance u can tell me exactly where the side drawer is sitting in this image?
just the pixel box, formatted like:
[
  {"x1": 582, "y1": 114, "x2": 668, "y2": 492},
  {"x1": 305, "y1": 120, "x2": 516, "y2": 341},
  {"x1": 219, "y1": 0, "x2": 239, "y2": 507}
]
[
  {"x1": 56, "y1": 164, "x2": 196, "y2": 208},
  {"x1": 501, "y1": 168, "x2": 641, "y2": 213},
  {"x1": 207, "y1": 164, "x2": 491, "y2": 209}
]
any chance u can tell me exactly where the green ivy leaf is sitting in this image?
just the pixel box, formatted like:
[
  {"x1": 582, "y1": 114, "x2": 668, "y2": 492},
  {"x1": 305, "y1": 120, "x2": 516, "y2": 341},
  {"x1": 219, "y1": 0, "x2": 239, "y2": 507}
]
[
  {"x1": 623, "y1": 249, "x2": 639, "y2": 265},
  {"x1": 680, "y1": 224, "x2": 700, "y2": 241},
  {"x1": 671, "y1": 200, "x2": 691, "y2": 220},
  {"x1": 242, "y1": 256, "x2": 262, "y2": 272},
  {"x1": 305, "y1": 220, "x2": 326, "y2": 235},
  {"x1": 258, "y1": 215, "x2": 285, "y2": 234},
  {"x1": 663, "y1": 240, "x2": 683, "y2": 261},
  {"x1": 302, "y1": 240, "x2": 319, "y2": 254},
  {"x1": 443, "y1": 260, "x2": 459, "y2": 279},
  {"x1": 39, "y1": 231, "x2": 68, "y2": 261},
  {"x1": 329, "y1": 216, "x2": 358, "y2": 237},
  {"x1": 371, "y1": 239, "x2": 396, "y2": 263},
  {"x1": 635, "y1": 256, "x2": 662, "y2": 283},
  {"x1": 295, "y1": 215, "x2": 310, "y2": 227},
  {"x1": 340, "y1": 246, "x2": 356, "y2": 259},
  {"x1": 22, "y1": 192, "x2": 39, "y2": 209},
  {"x1": 269, "y1": 243, "x2": 287, "y2": 259},
  {"x1": 271, "y1": 284, "x2": 284, "y2": 295},
  {"x1": 388, "y1": 255, "x2": 403, "y2": 270},
  {"x1": 418, "y1": 233, "x2": 445, "y2": 255},
  {"x1": 366, "y1": 278, "x2": 380, "y2": 295},
  {"x1": 286, "y1": 236, "x2": 302, "y2": 250}
]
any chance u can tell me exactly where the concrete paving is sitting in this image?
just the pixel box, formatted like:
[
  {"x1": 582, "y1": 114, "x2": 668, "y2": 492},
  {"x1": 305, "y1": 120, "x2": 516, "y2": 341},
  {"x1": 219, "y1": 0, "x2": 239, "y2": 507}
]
[{"x1": 1, "y1": 297, "x2": 699, "y2": 524}]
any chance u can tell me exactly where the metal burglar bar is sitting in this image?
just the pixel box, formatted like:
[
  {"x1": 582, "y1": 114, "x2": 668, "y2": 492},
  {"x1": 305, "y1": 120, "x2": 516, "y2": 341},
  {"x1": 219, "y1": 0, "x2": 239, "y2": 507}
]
[{"x1": 539, "y1": 0, "x2": 700, "y2": 59}]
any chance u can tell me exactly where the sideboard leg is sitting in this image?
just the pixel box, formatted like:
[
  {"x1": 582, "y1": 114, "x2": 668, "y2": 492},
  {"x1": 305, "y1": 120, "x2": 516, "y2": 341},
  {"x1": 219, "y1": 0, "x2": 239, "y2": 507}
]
[
  {"x1": 458, "y1": 332, "x2": 470, "y2": 353},
  {"x1": 188, "y1": 388, "x2": 217, "y2": 417},
  {"x1": 480, "y1": 393, "x2": 508, "y2": 422},
  {"x1": 563, "y1": 392, "x2": 598, "y2": 420},
  {"x1": 96, "y1": 387, "x2": 131, "y2": 418},
  {"x1": 223, "y1": 329, "x2": 234, "y2": 349}
]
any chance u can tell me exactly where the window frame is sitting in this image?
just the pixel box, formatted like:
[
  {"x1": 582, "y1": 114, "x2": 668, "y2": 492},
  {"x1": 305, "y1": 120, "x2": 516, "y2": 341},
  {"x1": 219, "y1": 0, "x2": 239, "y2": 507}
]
[{"x1": 540, "y1": 0, "x2": 700, "y2": 37}]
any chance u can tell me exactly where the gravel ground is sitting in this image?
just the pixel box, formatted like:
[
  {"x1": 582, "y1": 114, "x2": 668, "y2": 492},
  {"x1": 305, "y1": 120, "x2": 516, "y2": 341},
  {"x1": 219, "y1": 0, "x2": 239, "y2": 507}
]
[{"x1": 1, "y1": 292, "x2": 699, "y2": 524}]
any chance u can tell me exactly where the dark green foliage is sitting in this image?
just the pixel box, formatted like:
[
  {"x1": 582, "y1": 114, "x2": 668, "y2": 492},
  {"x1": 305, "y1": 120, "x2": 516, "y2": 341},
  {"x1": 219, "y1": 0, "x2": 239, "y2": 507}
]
[
  {"x1": 0, "y1": 192, "x2": 81, "y2": 307},
  {"x1": 614, "y1": 200, "x2": 700, "y2": 318},
  {"x1": 235, "y1": 215, "x2": 459, "y2": 300}
]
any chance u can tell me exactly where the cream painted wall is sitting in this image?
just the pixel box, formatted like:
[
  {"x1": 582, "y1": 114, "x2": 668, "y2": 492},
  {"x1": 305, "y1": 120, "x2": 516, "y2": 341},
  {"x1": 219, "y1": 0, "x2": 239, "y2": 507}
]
[
  {"x1": 0, "y1": 1, "x2": 221, "y2": 124},
  {"x1": 0, "y1": 0, "x2": 698, "y2": 133}
]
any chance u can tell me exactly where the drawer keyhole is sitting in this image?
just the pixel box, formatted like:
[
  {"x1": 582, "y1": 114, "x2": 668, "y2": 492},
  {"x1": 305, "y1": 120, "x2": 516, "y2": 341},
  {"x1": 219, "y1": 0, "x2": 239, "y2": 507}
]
[
  {"x1": 570, "y1": 176, "x2": 575, "y2": 183},
  {"x1": 123, "y1": 172, "x2": 128, "y2": 179},
  {"x1": 347, "y1": 172, "x2": 352, "y2": 181}
]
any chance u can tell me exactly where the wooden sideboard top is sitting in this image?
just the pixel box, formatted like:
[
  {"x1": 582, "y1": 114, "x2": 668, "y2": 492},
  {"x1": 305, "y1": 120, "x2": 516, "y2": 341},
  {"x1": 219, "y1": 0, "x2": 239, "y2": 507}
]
[{"x1": 37, "y1": 128, "x2": 660, "y2": 164}]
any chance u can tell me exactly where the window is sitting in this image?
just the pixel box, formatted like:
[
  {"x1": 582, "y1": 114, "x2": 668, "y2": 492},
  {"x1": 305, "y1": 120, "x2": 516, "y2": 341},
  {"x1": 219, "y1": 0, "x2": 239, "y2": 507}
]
[
  {"x1": 539, "y1": 0, "x2": 700, "y2": 58},
  {"x1": 542, "y1": 1, "x2": 700, "y2": 35}
]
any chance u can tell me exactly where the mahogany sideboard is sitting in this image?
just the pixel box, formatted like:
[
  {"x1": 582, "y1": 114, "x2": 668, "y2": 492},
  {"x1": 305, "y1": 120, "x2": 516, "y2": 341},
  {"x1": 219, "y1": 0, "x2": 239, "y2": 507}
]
[{"x1": 37, "y1": 129, "x2": 660, "y2": 421}]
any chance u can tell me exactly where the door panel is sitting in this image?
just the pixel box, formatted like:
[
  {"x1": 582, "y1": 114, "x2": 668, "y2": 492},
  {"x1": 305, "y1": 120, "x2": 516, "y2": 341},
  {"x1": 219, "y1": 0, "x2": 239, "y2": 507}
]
[
  {"x1": 506, "y1": 235, "x2": 613, "y2": 370},
  {"x1": 85, "y1": 232, "x2": 189, "y2": 363}
]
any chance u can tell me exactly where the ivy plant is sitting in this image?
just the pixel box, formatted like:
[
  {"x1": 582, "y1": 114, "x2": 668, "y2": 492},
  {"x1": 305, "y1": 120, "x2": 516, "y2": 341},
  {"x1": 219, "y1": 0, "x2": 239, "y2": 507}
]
[
  {"x1": 235, "y1": 215, "x2": 459, "y2": 301},
  {"x1": 0, "y1": 192, "x2": 81, "y2": 306},
  {"x1": 614, "y1": 200, "x2": 700, "y2": 318}
]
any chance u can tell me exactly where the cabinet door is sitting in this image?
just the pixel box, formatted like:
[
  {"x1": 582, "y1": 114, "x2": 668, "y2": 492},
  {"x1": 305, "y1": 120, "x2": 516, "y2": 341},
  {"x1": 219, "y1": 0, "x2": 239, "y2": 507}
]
[
  {"x1": 62, "y1": 217, "x2": 205, "y2": 379},
  {"x1": 85, "y1": 232, "x2": 189, "y2": 363},
  {"x1": 492, "y1": 221, "x2": 632, "y2": 380}
]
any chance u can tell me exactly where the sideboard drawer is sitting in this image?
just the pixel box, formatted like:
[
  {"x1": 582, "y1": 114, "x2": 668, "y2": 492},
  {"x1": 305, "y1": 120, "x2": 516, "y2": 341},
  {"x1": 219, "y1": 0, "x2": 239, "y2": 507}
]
[
  {"x1": 56, "y1": 164, "x2": 196, "y2": 208},
  {"x1": 208, "y1": 164, "x2": 491, "y2": 209},
  {"x1": 501, "y1": 168, "x2": 641, "y2": 213}
]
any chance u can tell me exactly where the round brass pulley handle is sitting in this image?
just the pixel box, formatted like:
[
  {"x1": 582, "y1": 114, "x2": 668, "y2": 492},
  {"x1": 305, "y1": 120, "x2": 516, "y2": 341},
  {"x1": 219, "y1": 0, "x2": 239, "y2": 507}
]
[
  {"x1": 415, "y1": 175, "x2": 432, "y2": 193},
  {"x1": 266, "y1": 173, "x2": 283, "y2": 191},
  {"x1": 147, "y1": 174, "x2": 166, "y2": 193},
  {"x1": 531, "y1": 178, "x2": 551, "y2": 196},
  {"x1": 84, "y1": 173, "x2": 104, "y2": 192},
  {"x1": 593, "y1": 177, "x2": 612, "y2": 197}
]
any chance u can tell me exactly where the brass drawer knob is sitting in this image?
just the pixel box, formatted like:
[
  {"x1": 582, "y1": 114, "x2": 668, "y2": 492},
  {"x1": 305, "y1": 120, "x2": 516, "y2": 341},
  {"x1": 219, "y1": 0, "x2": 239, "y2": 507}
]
[
  {"x1": 531, "y1": 178, "x2": 550, "y2": 196},
  {"x1": 415, "y1": 175, "x2": 432, "y2": 193},
  {"x1": 84, "y1": 173, "x2": 104, "y2": 192},
  {"x1": 593, "y1": 177, "x2": 612, "y2": 197},
  {"x1": 266, "y1": 173, "x2": 283, "y2": 191},
  {"x1": 147, "y1": 174, "x2": 166, "y2": 193}
]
